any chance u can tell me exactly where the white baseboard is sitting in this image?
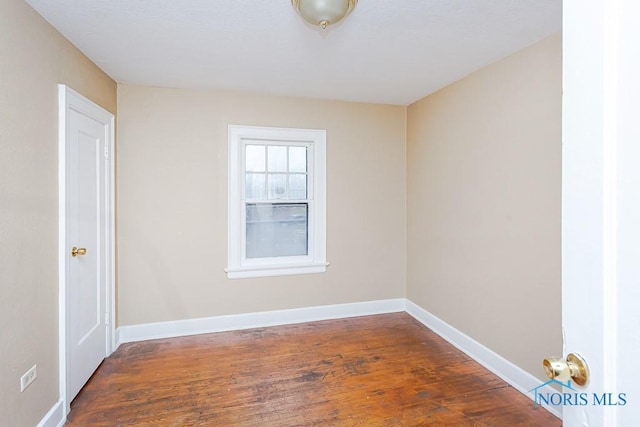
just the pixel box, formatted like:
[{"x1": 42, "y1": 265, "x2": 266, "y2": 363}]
[
  {"x1": 405, "y1": 300, "x2": 561, "y2": 419},
  {"x1": 116, "y1": 298, "x2": 405, "y2": 347},
  {"x1": 36, "y1": 399, "x2": 65, "y2": 427}
]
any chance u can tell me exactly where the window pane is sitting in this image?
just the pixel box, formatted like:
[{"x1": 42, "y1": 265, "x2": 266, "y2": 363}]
[
  {"x1": 246, "y1": 145, "x2": 265, "y2": 172},
  {"x1": 268, "y1": 146, "x2": 287, "y2": 172},
  {"x1": 268, "y1": 173, "x2": 287, "y2": 199},
  {"x1": 245, "y1": 173, "x2": 266, "y2": 200},
  {"x1": 289, "y1": 174, "x2": 307, "y2": 200},
  {"x1": 246, "y1": 203, "x2": 308, "y2": 258},
  {"x1": 289, "y1": 146, "x2": 307, "y2": 173}
]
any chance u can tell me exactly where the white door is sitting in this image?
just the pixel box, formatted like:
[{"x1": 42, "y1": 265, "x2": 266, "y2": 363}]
[
  {"x1": 563, "y1": 0, "x2": 640, "y2": 426},
  {"x1": 59, "y1": 86, "x2": 115, "y2": 407}
]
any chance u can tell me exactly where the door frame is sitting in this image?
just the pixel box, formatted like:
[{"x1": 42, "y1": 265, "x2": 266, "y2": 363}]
[{"x1": 58, "y1": 84, "x2": 116, "y2": 414}]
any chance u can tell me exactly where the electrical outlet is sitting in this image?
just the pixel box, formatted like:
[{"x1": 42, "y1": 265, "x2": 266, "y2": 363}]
[{"x1": 20, "y1": 365, "x2": 37, "y2": 392}]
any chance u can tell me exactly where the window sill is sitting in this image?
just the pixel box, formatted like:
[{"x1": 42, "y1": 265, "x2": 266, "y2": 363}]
[{"x1": 225, "y1": 261, "x2": 328, "y2": 279}]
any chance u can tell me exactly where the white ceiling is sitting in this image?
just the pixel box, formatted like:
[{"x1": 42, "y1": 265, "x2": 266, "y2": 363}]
[{"x1": 25, "y1": 0, "x2": 561, "y2": 106}]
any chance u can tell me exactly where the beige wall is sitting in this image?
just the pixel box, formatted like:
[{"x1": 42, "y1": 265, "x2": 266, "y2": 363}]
[
  {"x1": 407, "y1": 33, "x2": 562, "y2": 380},
  {"x1": 117, "y1": 85, "x2": 406, "y2": 326},
  {"x1": 0, "y1": 1, "x2": 116, "y2": 425}
]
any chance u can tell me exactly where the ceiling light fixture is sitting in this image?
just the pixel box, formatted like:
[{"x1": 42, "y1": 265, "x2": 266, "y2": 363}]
[{"x1": 291, "y1": 0, "x2": 358, "y2": 30}]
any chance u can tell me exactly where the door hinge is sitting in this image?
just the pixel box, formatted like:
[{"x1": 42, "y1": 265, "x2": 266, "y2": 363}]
[
  {"x1": 104, "y1": 145, "x2": 109, "y2": 159},
  {"x1": 105, "y1": 311, "x2": 110, "y2": 326}
]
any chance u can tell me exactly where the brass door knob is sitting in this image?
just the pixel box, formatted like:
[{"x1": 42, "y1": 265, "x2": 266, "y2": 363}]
[
  {"x1": 71, "y1": 246, "x2": 87, "y2": 257},
  {"x1": 543, "y1": 353, "x2": 589, "y2": 386}
]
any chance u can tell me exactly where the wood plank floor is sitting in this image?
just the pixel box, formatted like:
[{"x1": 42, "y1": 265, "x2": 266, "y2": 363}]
[{"x1": 66, "y1": 313, "x2": 560, "y2": 426}]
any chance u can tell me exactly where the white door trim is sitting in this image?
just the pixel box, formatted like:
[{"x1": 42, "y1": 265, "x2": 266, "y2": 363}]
[{"x1": 58, "y1": 84, "x2": 116, "y2": 415}]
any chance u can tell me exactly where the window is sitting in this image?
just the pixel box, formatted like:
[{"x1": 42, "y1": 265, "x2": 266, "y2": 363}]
[{"x1": 226, "y1": 125, "x2": 327, "y2": 279}]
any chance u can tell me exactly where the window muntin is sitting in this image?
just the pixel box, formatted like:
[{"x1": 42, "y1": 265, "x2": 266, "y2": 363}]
[{"x1": 244, "y1": 144, "x2": 309, "y2": 201}]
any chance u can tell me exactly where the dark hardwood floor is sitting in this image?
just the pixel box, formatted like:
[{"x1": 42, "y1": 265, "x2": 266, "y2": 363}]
[{"x1": 66, "y1": 313, "x2": 560, "y2": 426}]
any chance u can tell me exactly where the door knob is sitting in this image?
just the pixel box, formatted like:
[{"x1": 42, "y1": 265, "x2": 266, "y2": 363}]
[
  {"x1": 543, "y1": 353, "x2": 589, "y2": 386},
  {"x1": 71, "y1": 246, "x2": 87, "y2": 257}
]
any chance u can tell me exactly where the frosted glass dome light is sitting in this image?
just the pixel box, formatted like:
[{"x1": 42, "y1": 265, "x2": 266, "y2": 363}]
[{"x1": 292, "y1": 0, "x2": 358, "y2": 29}]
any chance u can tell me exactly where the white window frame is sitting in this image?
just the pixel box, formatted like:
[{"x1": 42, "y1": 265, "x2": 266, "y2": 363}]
[{"x1": 226, "y1": 125, "x2": 327, "y2": 279}]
